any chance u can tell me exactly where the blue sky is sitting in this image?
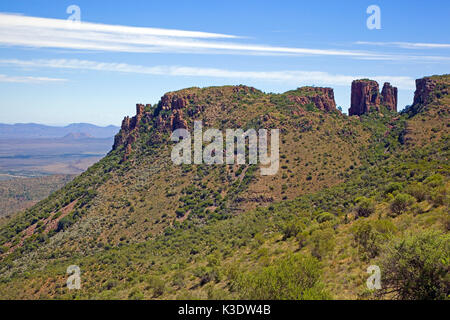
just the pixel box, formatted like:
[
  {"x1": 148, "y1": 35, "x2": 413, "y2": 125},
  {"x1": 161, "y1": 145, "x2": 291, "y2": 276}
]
[{"x1": 0, "y1": 0, "x2": 449, "y2": 126}]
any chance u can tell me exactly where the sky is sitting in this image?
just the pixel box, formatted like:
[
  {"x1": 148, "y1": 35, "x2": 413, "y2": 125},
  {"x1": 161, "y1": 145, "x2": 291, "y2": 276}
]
[{"x1": 0, "y1": 0, "x2": 449, "y2": 126}]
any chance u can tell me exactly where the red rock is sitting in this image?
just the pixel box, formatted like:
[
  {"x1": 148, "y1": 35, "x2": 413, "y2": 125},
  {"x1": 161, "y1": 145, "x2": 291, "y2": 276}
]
[
  {"x1": 288, "y1": 87, "x2": 336, "y2": 112},
  {"x1": 350, "y1": 80, "x2": 398, "y2": 116},
  {"x1": 414, "y1": 77, "x2": 437, "y2": 105},
  {"x1": 381, "y1": 83, "x2": 398, "y2": 112},
  {"x1": 349, "y1": 80, "x2": 381, "y2": 116},
  {"x1": 170, "y1": 110, "x2": 188, "y2": 130}
]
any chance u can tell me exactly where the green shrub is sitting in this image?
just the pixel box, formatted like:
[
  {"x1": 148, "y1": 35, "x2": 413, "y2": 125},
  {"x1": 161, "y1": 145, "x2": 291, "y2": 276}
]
[
  {"x1": 389, "y1": 193, "x2": 415, "y2": 216},
  {"x1": 316, "y1": 212, "x2": 335, "y2": 224},
  {"x1": 147, "y1": 276, "x2": 165, "y2": 298},
  {"x1": 56, "y1": 215, "x2": 74, "y2": 231},
  {"x1": 430, "y1": 186, "x2": 448, "y2": 207},
  {"x1": 424, "y1": 174, "x2": 444, "y2": 188},
  {"x1": 378, "y1": 231, "x2": 450, "y2": 300},
  {"x1": 235, "y1": 253, "x2": 330, "y2": 300},
  {"x1": 282, "y1": 218, "x2": 305, "y2": 240},
  {"x1": 351, "y1": 219, "x2": 396, "y2": 259},
  {"x1": 355, "y1": 197, "x2": 376, "y2": 218},
  {"x1": 385, "y1": 182, "x2": 403, "y2": 195},
  {"x1": 406, "y1": 182, "x2": 427, "y2": 202},
  {"x1": 128, "y1": 288, "x2": 144, "y2": 300},
  {"x1": 310, "y1": 228, "x2": 335, "y2": 259}
]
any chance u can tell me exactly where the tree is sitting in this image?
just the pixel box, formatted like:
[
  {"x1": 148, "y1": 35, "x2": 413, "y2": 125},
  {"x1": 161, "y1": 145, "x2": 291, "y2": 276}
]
[
  {"x1": 355, "y1": 197, "x2": 376, "y2": 218},
  {"x1": 389, "y1": 193, "x2": 415, "y2": 216},
  {"x1": 378, "y1": 231, "x2": 449, "y2": 300}
]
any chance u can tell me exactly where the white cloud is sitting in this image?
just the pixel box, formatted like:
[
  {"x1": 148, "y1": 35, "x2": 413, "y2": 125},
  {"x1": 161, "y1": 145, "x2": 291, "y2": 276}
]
[
  {"x1": 0, "y1": 13, "x2": 448, "y2": 62},
  {"x1": 0, "y1": 73, "x2": 67, "y2": 83},
  {"x1": 0, "y1": 58, "x2": 416, "y2": 89},
  {"x1": 0, "y1": 13, "x2": 405, "y2": 59},
  {"x1": 356, "y1": 41, "x2": 450, "y2": 49}
]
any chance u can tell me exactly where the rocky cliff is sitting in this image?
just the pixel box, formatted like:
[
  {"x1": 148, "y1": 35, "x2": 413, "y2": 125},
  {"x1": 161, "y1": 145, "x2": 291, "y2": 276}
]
[
  {"x1": 287, "y1": 87, "x2": 337, "y2": 112},
  {"x1": 113, "y1": 85, "x2": 337, "y2": 160},
  {"x1": 381, "y1": 83, "x2": 398, "y2": 112},
  {"x1": 349, "y1": 80, "x2": 398, "y2": 116},
  {"x1": 413, "y1": 77, "x2": 439, "y2": 106}
]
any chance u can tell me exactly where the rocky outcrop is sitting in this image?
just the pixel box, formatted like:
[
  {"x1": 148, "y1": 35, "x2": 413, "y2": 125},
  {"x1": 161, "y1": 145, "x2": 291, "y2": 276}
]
[
  {"x1": 170, "y1": 110, "x2": 188, "y2": 131},
  {"x1": 288, "y1": 87, "x2": 337, "y2": 112},
  {"x1": 113, "y1": 104, "x2": 152, "y2": 161},
  {"x1": 158, "y1": 93, "x2": 196, "y2": 111},
  {"x1": 413, "y1": 77, "x2": 437, "y2": 106},
  {"x1": 381, "y1": 83, "x2": 398, "y2": 112},
  {"x1": 350, "y1": 80, "x2": 397, "y2": 116},
  {"x1": 113, "y1": 92, "x2": 196, "y2": 160},
  {"x1": 349, "y1": 80, "x2": 381, "y2": 116}
]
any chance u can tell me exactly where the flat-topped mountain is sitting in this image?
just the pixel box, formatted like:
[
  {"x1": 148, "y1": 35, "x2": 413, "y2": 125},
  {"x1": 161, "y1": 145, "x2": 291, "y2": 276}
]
[{"x1": 0, "y1": 75, "x2": 448, "y2": 300}]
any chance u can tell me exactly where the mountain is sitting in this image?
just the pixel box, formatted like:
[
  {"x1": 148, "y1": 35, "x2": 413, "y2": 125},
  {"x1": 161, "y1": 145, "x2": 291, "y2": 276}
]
[
  {"x1": 60, "y1": 132, "x2": 94, "y2": 140},
  {"x1": 0, "y1": 123, "x2": 119, "y2": 139},
  {"x1": 0, "y1": 75, "x2": 448, "y2": 300}
]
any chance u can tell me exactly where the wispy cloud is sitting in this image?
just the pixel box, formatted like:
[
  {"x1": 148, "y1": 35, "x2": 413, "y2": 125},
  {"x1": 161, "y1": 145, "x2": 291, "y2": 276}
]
[
  {"x1": 356, "y1": 41, "x2": 450, "y2": 49},
  {"x1": 0, "y1": 58, "x2": 416, "y2": 89},
  {"x1": 0, "y1": 73, "x2": 67, "y2": 83},
  {"x1": 0, "y1": 13, "x2": 421, "y2": 60}
]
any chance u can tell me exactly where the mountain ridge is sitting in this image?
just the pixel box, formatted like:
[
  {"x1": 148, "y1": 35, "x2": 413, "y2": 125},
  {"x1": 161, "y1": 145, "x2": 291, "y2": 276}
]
[
  {"x1": 0, "y1": 123, "x2": 120, "y2": 139},
  {"x1": 0, "y1": 74, "x2": 448, "y2": 300}
]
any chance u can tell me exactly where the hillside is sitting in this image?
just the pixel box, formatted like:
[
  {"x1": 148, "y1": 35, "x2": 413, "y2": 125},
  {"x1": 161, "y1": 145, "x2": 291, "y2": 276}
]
[
  {"x1": 0, "y1": 75, "x2": 448, "y2": 300},
  {"x1": 0, "y1": 175, "x2": 74, "y2": 218}
]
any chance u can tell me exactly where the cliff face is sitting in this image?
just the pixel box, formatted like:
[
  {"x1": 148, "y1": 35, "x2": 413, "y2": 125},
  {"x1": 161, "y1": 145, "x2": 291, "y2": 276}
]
[
  {"x1": 349, "y1": 80, "x2": 380, "y2": 116},
  {"x1": 113, "y1": 85, "x2": 337, "y2": 160},
  {"x1": 287, "y1": 87, "x2": 337, "y2": 112},
  {"x1": 349, "y1": 80, "x2": 397, "y2": 116},
  {"x1": 381, "y1": 83, "x2": 398, "y2": 112},
  {"x1": 113, "y1": 93, "x2": 193, "y2": 160},
  {"x1": 113, "y1": 103, "x2": 150, "y2": 160},
  {"x1": 413, "y1": 77, "x2": 438, "y2": 106}
]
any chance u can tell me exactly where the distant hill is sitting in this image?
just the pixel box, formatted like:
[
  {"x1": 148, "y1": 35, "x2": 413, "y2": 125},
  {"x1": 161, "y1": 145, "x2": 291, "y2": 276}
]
[
  {"x1": 0, "y1": 123, "x2": 119, "y2": 139},
  {"x1": 60, "y1": 132, "x2": 94, "y2": 140},
  {"x1": 0, "y1": 123, "x2": 118, "y2": 178}
]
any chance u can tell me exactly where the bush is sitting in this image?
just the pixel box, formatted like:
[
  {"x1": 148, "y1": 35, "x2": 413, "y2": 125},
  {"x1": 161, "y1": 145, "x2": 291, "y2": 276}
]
[
  {"x1": 316, "y1": 212, "x2": 335, "y2": 224},
  {"x1": 310, "y1": 228, "x2": 335, "y2": 259},
  {"x1": 128, "y1": 288, "x2": 144, "y2": 300},
  {"x1": 351, "y1": 219, "x2": 396, "y2": 259},
  {"x1": 378, "y1": 231, "x2": 450, "y2": 300},
  {"x1": 424, "y1": 174, "x2": 444, "y2": 188},
  {"x1": 235, "y1": 253, "x2": 330, "y2": 300},
  {"x1": 281, "y1": 218, "x2": 305, "y2": 240},
  {"x1": 389, "y1": 193, "x2": 415, "y2": 216},
  {"x1": 355, "y1": 197, "x2": 376, "y2": 218},
  {"x1": 147, "y1": 276, "x2": 165, "y2": 297},
  {"x1": 56, "y1": 215, "x2": 75, "y2": 231},
  {"x1": 384, "y1": 182, "x2": 403, "y2": 195},
  {"x1": 406, "y1": 183, "x2": 427, "y2": 202}
]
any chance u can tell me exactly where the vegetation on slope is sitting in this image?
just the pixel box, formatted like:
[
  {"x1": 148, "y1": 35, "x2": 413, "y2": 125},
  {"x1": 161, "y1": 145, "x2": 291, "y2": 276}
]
[{"x1": 0, "y1": 75, "x2": 448, "y2": 300}]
